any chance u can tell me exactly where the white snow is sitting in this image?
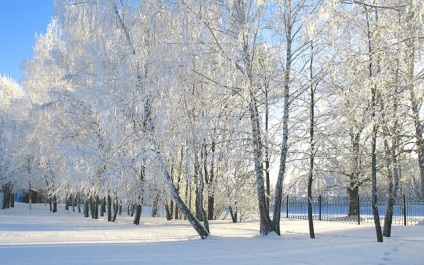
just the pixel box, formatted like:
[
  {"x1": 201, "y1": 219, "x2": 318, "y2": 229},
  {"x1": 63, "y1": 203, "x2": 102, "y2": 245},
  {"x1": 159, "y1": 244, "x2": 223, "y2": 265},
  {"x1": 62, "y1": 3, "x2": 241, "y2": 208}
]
[{"x1": 0, "y1": 203, "x2": 423, "y2": 265}]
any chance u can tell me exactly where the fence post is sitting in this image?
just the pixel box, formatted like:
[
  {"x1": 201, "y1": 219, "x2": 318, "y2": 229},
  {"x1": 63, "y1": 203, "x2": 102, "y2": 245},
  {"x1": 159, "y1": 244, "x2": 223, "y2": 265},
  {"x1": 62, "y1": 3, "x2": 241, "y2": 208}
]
[
  {"x1": 357, "y1": 195, "x2": 360, "y2": 225},
  {"x1": 318, "y1": 195, "x2": 322, "y2": 221},
  {"x1": 403, "y1": 194, "x2": 407, "y2": 226},
  {"x1": 286, "y1": 195, "x2": 289, "y2": 218}
]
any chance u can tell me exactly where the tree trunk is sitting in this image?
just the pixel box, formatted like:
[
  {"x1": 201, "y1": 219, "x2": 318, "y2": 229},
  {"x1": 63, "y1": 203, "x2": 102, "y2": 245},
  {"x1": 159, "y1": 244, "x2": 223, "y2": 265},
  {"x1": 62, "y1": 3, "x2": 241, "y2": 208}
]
[
  {"x1": 348, "y1": 186, "x2": 359, "y2": 216},
  {"x1": 152, "y1": 191, "x2": 160, "y2": 217},
  {"x1": 101, "y1": 197, "x2": 106, "y2": 217},
  {"x1": 84, "y1": 198, "x2": 89, "y2": 218},
  {"x1": 72, "y1": 195, "x2": 76, "y2": 212},
  {"x1": 249, "y1": 95, "x2": 272, "y2": 235},
  {"x1": 307, "y1": 41, "x2": 315, "y2": 239},
  {"x1": 65, "y1": 194, "x2": 69, "y2": 211},
  {"x1": 107, "y1": 194, "x2": 112, "y2": 222},
  {"x1": 272, "y1": 3, "x2": 294, "y2": 235},
  {"x1": 77, "y1": 193, "x2": 81, "y2": 213},
  {"x1": 264, "y1": 87, "x2": 270, "y2": 212},
  {"x1": 165, "y1": 203, "x2": 172, "y2": 220},
  {"x1": 112, "y1": 198, "x2": 119, "y2": 222},
  {"x1": 133, "y1": 203, "x2": 142, "y2": 225},
  {"x1": 52, "y1": 194, "x2": 57, "y2": 213},
  {"x1": 229, "y1": 206, "x2": 238, "y2": 223},
  {"x1": 348, "y1": 129, "x2": 362, "y2": 216},
  {"x1": 10, "y1": 193, "x2": 14, "y2": 208}
]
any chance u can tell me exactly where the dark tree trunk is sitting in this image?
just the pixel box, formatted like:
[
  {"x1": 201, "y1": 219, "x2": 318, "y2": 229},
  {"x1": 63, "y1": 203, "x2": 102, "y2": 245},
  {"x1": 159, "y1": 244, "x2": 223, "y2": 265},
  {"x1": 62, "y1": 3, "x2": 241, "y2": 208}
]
[
  {"x1": 133, "y1": 204, "x2": 142, "y2": 225},
  {"x1": 206, "y1": 140, "x2": 215, "y2": 220},
  {"x1": 101, "y1": 197, "x2": 106, "y2": 217},
  {"x1": 195, "y1": 186, "x2": 203, "y2": 221},
  {"x1": 112, "y1": 198, "x2": 118, "y2": 222},
  {"x1": 165, "y1": 203, "x2": 172, "y2": 220},
  {"x1": 65, "y1": 194, "x2": 69, "y2": 211},
  {"x1": 131, "y1": 203, "x2": 136, "y2": 217},
  {"x1": 348, "y1": 186, "x2": 359, "y2": 216},
  {"x1": 49, "y1": 196, "x2": 52, "y2": 212},
  {"x1": 229, "y1": 206, "x2": 238, "y2": 223},
  {"x1": 151, "y1": 192, "x2": 159, "y2": 217},
  {"x1": 72, "y1": 195, "x2": 76, "y2": 212},
  {"x1": 52, "y1": 194, "x2": 57, "y2": 213},
  {"x1": 84, "y1": 198, "x2": 89, "y2": 218},
  {"x1": 383, "y1": 134, "x2": 400, "y2": 237},
  {"x1": 10, "y1": 193, "x2": 14, "y2": 208},
  {"x1": 169, "y1": 200, "x2": 174, "y2": 219},
  {"x1": 77, "y1": 193, "x2": 81, "y2": 213},
  {"x1": 107, "y1": 194, "x2": 112, "y2": 222}
]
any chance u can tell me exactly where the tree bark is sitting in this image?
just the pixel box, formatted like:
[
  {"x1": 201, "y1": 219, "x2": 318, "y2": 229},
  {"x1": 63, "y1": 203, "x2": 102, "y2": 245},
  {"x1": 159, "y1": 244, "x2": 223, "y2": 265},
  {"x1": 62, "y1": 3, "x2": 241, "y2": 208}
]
[
  {"x1": 308, "y1": 41, "x2": 315, "y2": 239},
  {"x1": 84, "y1": 197, "x2": 89, "y2": 218},
  {"x1": 272, "y1": 26, "x2": 292, "y2": 237},
  {"x1": 107, "y1": 193, "x2": 112, "y2": 222},
  {"x1": 366, "y1": 6, "x2": 383, "y2": 242},
  {"x1": 133, "y1": 204, "x2": 142, "y2": 225}
]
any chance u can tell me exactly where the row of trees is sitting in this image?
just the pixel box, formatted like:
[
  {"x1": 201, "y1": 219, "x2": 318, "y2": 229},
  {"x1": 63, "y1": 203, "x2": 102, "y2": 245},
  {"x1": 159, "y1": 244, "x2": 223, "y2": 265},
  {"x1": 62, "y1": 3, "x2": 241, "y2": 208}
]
[{"x1": 1, "y1": 0, "x2": 424, "y2": 242}]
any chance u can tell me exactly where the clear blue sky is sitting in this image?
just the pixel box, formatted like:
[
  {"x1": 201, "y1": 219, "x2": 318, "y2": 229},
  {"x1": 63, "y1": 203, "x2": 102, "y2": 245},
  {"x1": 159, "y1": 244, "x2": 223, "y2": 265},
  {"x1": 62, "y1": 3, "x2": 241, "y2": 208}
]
[{"x1": 0, "y1": 0, "x2": 54, "y2": 82}]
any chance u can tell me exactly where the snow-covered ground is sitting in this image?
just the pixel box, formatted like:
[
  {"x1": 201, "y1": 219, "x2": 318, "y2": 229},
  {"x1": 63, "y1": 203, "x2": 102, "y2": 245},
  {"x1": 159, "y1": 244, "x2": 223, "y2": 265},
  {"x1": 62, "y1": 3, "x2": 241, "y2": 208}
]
[{"x1": 0, "y1": 203, "x2": 423, "y2": 265}]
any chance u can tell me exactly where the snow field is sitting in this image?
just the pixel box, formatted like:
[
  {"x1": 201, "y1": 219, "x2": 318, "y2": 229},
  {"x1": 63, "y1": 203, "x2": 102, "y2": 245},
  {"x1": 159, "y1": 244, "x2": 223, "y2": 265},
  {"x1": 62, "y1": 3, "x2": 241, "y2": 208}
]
[{"x1": 0, "y1": 203, "x2": 423, "y2": 265}]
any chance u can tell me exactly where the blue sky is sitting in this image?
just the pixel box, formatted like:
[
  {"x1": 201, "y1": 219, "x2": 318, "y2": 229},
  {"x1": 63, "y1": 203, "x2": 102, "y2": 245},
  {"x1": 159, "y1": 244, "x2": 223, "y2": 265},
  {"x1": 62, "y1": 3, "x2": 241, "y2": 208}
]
[{"x1": 0, "y1": 0, "x2": 54, "y2": 82}]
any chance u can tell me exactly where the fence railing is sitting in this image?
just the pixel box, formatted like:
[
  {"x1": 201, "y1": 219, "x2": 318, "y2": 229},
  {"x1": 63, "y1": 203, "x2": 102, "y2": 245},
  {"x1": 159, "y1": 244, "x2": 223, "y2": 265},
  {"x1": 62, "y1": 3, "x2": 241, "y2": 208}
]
[{"x1": 281, "y1": 195, "x2": 424, "y2": 225}]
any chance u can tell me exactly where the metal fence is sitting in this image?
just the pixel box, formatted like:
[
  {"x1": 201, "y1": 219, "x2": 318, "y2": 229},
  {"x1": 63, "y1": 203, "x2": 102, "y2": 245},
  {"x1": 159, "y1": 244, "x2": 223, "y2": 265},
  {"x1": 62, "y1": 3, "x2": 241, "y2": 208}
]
[{"x1": 281, "y1": 195, "x2": 424, "y2": 225}]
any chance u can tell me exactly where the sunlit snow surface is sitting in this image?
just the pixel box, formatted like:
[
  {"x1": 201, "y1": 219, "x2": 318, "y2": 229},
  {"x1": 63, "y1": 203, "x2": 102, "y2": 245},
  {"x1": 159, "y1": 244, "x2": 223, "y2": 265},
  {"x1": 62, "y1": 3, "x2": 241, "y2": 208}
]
[{"x1": 0, "y1": 203, "x2": 423, "y2": 264}]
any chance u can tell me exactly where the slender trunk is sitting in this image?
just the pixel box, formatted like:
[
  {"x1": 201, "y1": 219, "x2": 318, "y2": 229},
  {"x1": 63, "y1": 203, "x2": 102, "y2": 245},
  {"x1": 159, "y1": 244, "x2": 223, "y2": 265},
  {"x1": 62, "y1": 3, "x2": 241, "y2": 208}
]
[
  {"x1": 366, "y1": 6, "x2": 383, "y2": 242},
  {"x1": 229, "y1": 206, "x2": 238, "y2": 223},
  {"x1": 264, "y1": 87, "x2": 270, "y2": 212},
  {"x1": 383, "y1": 63, "x2": 401, "y2": 237},
  {"x1": 77, "y1": 193, "x2": 81, "y2": 213},
  {"x1": 308, "y1": 41, "x2": 315, "y2": 239},
  {"x1": 107, "y1": 193, "x2": 112, "y2": 222},
  {"x1": 72, "y1": 195, "x2": 76, "y2": 212},
  {"x1": 272, "y1": 19, "x2": 292, "y2": 236},
  {"x1": 28, "y1": 181, "x2": 32, "y2": 211},
  {"x1": 101, "y1": 197, "x2": 106, "y2": 217},
  {"x1": 112, "y1": 197, "x2": 118, "y2": 222},
  {"x1": 65, "y1": 194, "x2": 69, "y2": 211},
  {"x1": 174, "y1": 146, "x2": 183, "y2": 220},
  {"x1": 84, "y1": 197, "x2": 89, "y2": 218},
  {"x1": 205, "y1": 140, "x2": 215, "y2": 220}
]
